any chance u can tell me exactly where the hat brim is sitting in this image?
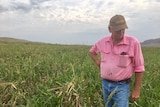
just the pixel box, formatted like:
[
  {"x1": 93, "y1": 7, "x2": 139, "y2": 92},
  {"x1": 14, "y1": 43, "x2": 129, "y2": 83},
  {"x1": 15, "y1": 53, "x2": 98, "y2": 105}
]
[{"x1": 112, "y1": 24, "x2": 128, "y2": 31}]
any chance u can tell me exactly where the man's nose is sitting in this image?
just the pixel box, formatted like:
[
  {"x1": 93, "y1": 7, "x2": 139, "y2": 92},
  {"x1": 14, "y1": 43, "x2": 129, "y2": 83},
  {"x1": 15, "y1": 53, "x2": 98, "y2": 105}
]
[{"x1": 117, "y1": 29, "x2": 124, "y2": 34}]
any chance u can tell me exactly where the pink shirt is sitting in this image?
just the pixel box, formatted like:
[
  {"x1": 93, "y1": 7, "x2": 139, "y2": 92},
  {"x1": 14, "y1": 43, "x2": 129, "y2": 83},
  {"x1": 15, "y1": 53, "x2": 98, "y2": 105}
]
[{"x1": 89, "y1": 35, "x2": 145, "y2": 81}]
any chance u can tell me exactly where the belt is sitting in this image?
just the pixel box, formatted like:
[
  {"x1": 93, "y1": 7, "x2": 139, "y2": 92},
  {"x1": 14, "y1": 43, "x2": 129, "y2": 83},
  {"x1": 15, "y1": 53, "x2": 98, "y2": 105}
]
[{"x1": 104, "y1": 78, "x2": 131, "y2": 83}]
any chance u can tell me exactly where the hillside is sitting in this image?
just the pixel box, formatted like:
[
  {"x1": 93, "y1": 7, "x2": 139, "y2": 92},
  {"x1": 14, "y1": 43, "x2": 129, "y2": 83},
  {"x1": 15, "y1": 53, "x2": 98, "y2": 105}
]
[
  {"x1": 0, "y1": 37, "x2": 47, "y2": 45},
  {"x1": 1, "y1": 37, "x2": 160, "y2": 47},
  {"x1": 0, "y1": 37, "x2": 29, "y2": 43},
  {"x1": 141, "y1": 38, "x2": 160, "y2": 47}
]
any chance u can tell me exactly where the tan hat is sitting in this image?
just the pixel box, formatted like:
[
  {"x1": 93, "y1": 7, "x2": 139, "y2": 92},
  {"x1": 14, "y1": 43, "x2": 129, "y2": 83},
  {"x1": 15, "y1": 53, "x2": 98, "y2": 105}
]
[{"x1": 109, "y1": 15, "x2": 128, "y2": 31}]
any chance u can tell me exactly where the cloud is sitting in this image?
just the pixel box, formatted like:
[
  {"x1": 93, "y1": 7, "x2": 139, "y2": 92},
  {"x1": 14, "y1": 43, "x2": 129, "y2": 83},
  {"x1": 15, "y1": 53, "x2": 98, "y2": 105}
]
[
  {"x1": 0, "y1": 0, "x2": 160, "y2": 45},
  {"x1": 0, "y1": 0, "x2": 157, "y2": 23},
  {"x1": 0, "y1": 5, "x2": 8, "y2": 12},
  {"x1": 0, "y1": 1, "x2": 31, "y2": 14},
  {"x1": 1, "y1": 0, "x2": 159, "y2": 26}
]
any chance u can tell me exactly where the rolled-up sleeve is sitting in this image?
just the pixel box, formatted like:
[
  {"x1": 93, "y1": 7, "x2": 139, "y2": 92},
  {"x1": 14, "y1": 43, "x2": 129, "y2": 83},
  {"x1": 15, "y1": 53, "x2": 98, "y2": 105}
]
[
  {"x1": 133, "y1": 41, "x2": 145, "y2": 72},
  {"x1": 89, "y1": 44, "x2": 100, "y2": 54}
]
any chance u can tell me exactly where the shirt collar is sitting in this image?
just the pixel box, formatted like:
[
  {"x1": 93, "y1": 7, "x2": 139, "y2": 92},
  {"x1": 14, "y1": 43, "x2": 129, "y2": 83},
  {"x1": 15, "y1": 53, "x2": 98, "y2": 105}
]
[{"x1": 105, "y1": 35, "x2": 129, "y2": 45}]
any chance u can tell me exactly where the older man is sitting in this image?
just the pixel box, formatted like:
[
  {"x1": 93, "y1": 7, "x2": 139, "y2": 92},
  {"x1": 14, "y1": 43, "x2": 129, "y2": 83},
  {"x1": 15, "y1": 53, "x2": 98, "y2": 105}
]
[{"x1": 89, "y1": 15, "x2": 145, "y2": 107}]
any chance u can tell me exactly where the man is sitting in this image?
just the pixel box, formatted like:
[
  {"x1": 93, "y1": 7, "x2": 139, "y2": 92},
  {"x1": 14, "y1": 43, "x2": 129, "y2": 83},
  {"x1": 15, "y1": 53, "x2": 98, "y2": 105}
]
[{"x1": 89, "y1": 15, "x2": 145, "y2": 107}]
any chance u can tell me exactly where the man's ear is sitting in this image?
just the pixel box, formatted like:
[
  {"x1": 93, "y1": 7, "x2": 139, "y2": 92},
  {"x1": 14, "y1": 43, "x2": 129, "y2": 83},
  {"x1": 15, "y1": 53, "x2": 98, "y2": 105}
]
[{"x1": 108, "y1": 26, "x2": 112, "y2": 33}]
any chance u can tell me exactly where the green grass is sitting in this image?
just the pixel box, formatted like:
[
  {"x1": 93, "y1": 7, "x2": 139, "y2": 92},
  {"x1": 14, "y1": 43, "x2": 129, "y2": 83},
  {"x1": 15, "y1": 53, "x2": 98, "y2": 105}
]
[{"x1": 0, "y1": 42, "x2": 160, "y2": 107}]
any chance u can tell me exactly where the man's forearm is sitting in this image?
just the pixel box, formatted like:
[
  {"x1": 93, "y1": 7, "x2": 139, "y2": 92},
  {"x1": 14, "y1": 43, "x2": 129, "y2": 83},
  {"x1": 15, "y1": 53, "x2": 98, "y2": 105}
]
[
  {"x1": 134, "y1": 72, "x2": 143, "y2": 90},
  {"x1": 131, "y1": 72, "x2": 144, "y2": 101},
  {"x1": 89, "y1": 52, "x2": 100, "y2": 67}
]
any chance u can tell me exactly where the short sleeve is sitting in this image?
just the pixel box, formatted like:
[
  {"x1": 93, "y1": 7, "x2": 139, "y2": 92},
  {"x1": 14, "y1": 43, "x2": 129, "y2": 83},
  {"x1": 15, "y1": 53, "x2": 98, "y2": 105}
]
[{"x1": 133, "y1": 40, "x2": 145, "y2": 72}]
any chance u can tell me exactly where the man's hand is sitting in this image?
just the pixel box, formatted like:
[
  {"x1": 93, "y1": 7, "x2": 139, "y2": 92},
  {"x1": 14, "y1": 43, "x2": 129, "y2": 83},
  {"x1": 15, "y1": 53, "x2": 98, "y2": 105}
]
[{"x1": 131, "y1": 89, "x2": 140, "y2": 102}]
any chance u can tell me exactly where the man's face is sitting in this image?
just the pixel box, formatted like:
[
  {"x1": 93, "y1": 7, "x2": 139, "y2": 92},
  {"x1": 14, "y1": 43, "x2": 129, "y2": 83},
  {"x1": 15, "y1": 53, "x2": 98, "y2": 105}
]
[{"x1": 110, "y1": 28, "x2": 125, "y2": 41}]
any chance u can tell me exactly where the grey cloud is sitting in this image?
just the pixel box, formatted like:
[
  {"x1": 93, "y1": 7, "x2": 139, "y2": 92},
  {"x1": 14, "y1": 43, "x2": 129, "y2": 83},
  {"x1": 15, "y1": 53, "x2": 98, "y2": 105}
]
[
  {"x1": 107, "y1": 2, "x2": 114, "y2": 6},
  {"x1": 30, "y1": 0, "x2": 51, "y2": 6},
  {"x1": 0, "y1": 5, "x2": 8, "y2": 13},
  {"x1": 30, "y1": 0, "x2": 61, "y2": 12},
  {"x1": 96, "y1": 1, "x2": 105, "y2": 7},
  {"x1": 11, "y1": 2, "x2": 32, "y2": 13},
  {"x1": 0, "y1": 0, "x2": 53, "y2": 13},
  {"x1": 0, "y1": 1, "x2": 32, "y2": 13},
  {"x1": 89, "y1": 0, "x2": 106, "y2": 9},
  {"x1": 129, "y1": 0, "x2": 135, "y2": 2}
]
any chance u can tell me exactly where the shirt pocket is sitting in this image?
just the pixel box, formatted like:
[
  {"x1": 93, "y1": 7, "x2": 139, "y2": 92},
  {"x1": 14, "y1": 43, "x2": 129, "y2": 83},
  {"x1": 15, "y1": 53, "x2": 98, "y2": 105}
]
[{"x1": 117, "y1": 54, "x2": 131, "y2": 68}]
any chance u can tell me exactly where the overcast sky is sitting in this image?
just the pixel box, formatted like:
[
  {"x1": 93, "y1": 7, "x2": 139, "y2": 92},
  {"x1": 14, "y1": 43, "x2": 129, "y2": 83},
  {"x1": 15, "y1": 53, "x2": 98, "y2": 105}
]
[{"x1": 0, "y1": 0, "x2": 160, "y2": 45}]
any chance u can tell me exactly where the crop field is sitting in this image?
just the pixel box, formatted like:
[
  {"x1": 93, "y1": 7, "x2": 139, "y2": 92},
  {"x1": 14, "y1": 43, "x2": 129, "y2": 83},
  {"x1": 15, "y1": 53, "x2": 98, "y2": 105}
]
[{"x1": 0, "y1": 42, "x2": 160, "y2": 107}]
